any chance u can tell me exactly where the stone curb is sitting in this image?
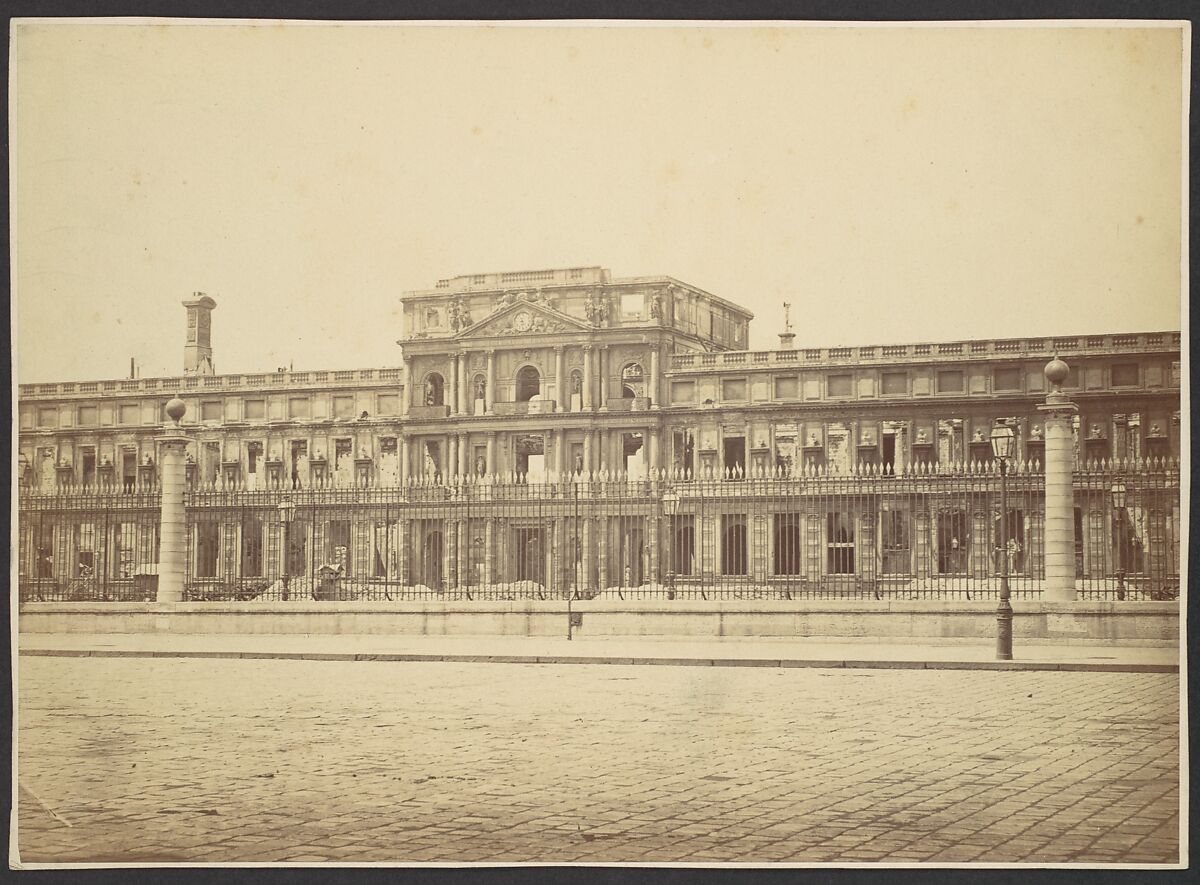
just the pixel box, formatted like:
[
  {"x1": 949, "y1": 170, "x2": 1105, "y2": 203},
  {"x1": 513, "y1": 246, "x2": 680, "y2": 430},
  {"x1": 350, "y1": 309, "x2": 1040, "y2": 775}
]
[{"x1": 17, "y1": 648, "x2": 1178, "y2": 674}]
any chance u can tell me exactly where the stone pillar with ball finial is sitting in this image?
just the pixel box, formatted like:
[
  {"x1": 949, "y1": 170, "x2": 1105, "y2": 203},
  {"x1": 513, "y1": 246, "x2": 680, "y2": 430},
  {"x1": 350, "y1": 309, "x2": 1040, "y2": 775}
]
[
  {"x1": 1038, "y1": 357, "x2": 1078, "y2": 602},
  {"x1": 157, "y1": 396, "x2": 191, "y2": 603}
]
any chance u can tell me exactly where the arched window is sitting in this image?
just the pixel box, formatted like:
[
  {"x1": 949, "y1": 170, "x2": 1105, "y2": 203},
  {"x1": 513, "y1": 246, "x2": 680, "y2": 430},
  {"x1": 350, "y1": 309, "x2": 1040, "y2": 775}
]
[
  {"x1": 423, "y1": 373, "x2": 445, "y2": 406},
  {"x1": 516, "y1": 366, "x2": 541, "y2": 402},
  {"x1": 621, "y1": 362, "x2": 644, "y2": 399}
]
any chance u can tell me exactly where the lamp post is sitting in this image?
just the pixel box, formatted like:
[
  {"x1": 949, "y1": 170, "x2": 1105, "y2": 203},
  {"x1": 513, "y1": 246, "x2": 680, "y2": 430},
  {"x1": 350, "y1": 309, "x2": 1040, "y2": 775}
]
[
  {"x1": 990, "y1": 423, "x2": 1016, "y2": 660},
  {"x1": 661, "y1": 488, "x2": 680, "y2": 600},
  {"x1": 278, "y1": 499, "x2": 296, "y2": 602},
  {"x1": 1111, "y1": 479, "x2": 1127, "y2": 601}
]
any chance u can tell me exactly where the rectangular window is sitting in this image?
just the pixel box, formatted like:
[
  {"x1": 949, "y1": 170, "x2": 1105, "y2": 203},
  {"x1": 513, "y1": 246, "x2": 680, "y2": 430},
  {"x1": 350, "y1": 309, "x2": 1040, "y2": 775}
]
[
  {"x1": 200, "y1": 400, "x2": 222, "y2": 422},
  {"x1": 118, "y1": 404, "x2": 140, "y2": 425},
  {"x1": 333, "y1": 395, "x2": 355, "y2": 418},
  {"x1": 115, "y1": 523, "x2": 136, "y2": 579},
  {"x1": 937, "y1": 370, "x2": 965, "y2": 393},
  {"x1": 826, "y1": 512, "x2": 855, "y2": 574},
  {"x1": 76, "y1": 522, "x2": 96, "y2": 577},
  {"x1": 773, "y1": 513, "x2": 803, "y2": 575},
  {"x1": 37, "y1": 408, "x2": 57, "y2": 428},
  {"x1": 881, "y1": 509, "x2": 910, "y2": 574},
  {"x1": 993, "y1": 367, "x2": 1022, "y2": 391},
  {"x1": 196, "y1": 522, "x2": 219, "y2": 578},
  {"x1": 244, "y1": 399, "x2": 266, "y2": 420},
  {"x1": 241, "y1": 516, "x2": 263, "y2": 577},
  {"x1": 721, "y1": 379, "x2": 747, "y2": 401},
  {"x1": 122, "y1": 449, "x2": 137, "y2": 491},
  {"x1": 881, "y1": 372, "x2": 907, "y2": 395},
  {"x1": 77, "y1": 406, "x2": 98, "y2": 426},
  {"x1": 1112, "y1": 363, "x2": 1139, "y2": 387},
  {"x1": 246, "y1": 441, "x2": 262, "y2": 474},
  {"x1": 720, "y1": 514, "x2": 748, "y2": 576},
  {"x1": 81, "y1": 447, "x2": 97, "y2": 486},
  {"x1": 670, "y1": 514, "x2": 696, "y2": 575},
  {"x1": 828, "y1": 374, "x2": 852, "y2": 397},
  {"x1": 288, "y1": 397, "x2": 311, "y2": 419},
  {"x1": 377, "y1": 394, "x2": 399, "y2": 416},
  {"x1": 334, "y1": 438, "x2": 353, "y2": 470},
  {"x1": 774, "y1": 376, "x2": 799, "y2": 399},
  {"x1": 936, "y1": 510, "x2": 969, "y2": 575}
]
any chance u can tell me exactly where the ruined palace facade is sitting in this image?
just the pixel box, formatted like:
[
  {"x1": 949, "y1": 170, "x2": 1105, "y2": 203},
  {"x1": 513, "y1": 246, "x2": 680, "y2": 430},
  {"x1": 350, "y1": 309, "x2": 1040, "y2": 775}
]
[{"x1": 15, "y1": 267, "x2": 1182, "y2": 597}]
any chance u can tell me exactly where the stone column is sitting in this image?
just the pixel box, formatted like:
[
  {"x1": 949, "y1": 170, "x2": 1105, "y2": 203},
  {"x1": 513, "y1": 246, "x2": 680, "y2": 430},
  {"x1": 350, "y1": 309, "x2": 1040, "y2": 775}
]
[
  {"x1": 157, "y1": 397, "x2": 190, "y2": 603},
  {"x1": 456, "y1": 433, "x2": 467, "y2": 476},
  {"x1": 447, "y1": 354, "x2": 457, "y2": 416},
  {"x1": 456, "y1": 518, "x2": 468, "y2": 590},
  {"x1": 647, "y1": 513, "x2": 661, "y2": 585},
  {"x1": 554, "y1": 429, "x2": 565, "y2": 476},
  {"x1": 555, "y1": 346, "x2": 565, "y2": 412},
  {"x1": 650, "y1": 346, "x2": 661, "y2": 409},
  {"x1": 583, "y1": 431, "x2": 594, "y2": 475},
  {"x1": 486, "y1": 431, "x2": 497, "y2": 476},
  {"x1": 483, "y1": 518, "x2": 496, "y2": 585},
  {"x1": 397, "y1": 518, "x2": 410, "y2": 584},
  {"x1": 485, "y1": 350, "x2": 496, "y2": 414},
  {"x1": 582, "y1": 345, "x2": 594, "y2": 411},
  {"x1": 598, "y1": 346, "x2": 609, "y2": 411},
  {"x1": 401, "y1": 356, "x2": 412, "y2": 416},
  {"x1": 577, "y1": 516, "x2": 590, "y2": 591},
  {"x1": 596, "y1": 516, "x2": 609, "y2": 590},
  {"x1": 399, "y1": 434, "x2": 409, "y2": 486},
  {"x1": 457, "y1": 354, "x2": 469, "y2": 416},
  {"x1": 647, "y1": 428, "x2": 659, "y2": 472},
  {"x1": 1039, "y1": 358, "x2": 1079, "y2": 602},
  {"x1": 448, "y1": 435, "x2": 458, "y2": 480}
]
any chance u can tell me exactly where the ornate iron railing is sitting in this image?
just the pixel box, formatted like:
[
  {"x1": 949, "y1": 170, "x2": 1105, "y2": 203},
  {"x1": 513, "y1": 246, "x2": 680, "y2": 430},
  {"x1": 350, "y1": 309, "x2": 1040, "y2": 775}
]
[{"x1": 16, "y1": 459, "x2": 1179, "y2": 603}]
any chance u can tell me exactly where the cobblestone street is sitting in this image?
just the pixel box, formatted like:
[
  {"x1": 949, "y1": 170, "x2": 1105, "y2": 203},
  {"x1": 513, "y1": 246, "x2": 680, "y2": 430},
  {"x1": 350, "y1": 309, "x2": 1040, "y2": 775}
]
[{"x1": 15, "y1": 657, "x2": 1180, "y2": 865}]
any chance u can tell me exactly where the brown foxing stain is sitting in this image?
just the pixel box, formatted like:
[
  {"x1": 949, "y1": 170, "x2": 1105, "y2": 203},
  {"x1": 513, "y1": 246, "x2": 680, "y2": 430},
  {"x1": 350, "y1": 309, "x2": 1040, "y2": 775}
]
[{"x1": 1136, "y1": 215, "x2": 1145, "y2": 225}]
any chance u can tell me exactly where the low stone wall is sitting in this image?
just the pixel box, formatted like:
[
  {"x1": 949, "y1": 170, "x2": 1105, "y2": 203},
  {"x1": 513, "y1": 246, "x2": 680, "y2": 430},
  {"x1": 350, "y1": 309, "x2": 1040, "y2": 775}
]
[{"x1": 18, "y1": 600, "x2": 1179, "y2": 646}]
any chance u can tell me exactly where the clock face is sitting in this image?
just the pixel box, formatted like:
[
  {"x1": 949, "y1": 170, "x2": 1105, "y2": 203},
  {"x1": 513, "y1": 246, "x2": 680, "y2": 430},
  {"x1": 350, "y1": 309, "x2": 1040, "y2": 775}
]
[{"x1": 514, "y1": 311, "x2": 532, "y2": 332}]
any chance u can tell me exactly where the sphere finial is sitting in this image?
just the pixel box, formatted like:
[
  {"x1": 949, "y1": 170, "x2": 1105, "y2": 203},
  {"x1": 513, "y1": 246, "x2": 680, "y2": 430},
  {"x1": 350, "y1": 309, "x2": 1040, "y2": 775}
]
[
  {"x1": 165, "y1": 396, "x2": 186, "y2": 424},
  {"x1": 1044, "y1": 357, "x2": 1069, "y2": 389}
]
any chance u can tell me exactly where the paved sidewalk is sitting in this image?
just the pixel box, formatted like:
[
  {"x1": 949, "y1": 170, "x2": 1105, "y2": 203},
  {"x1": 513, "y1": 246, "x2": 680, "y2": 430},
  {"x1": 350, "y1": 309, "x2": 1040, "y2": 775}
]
[
  {"x1": 17, "y1": 632, "x2": 1179, "y2": 672},
  {"x1": 15, "y1": 655, "x2": 1181, "y2": 864}
]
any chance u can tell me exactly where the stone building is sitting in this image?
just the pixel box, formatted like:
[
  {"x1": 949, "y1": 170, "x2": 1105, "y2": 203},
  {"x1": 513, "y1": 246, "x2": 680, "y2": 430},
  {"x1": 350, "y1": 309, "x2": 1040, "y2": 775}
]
[{"x1": 15, "y1": 266, "x2": 1182, "y2": 597}]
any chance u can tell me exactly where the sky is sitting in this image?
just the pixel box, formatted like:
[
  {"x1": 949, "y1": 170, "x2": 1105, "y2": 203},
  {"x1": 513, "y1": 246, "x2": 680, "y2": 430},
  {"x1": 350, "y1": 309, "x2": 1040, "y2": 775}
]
[{"x1": 11, "y1": 20, "x2": 1186, "y2": 383}]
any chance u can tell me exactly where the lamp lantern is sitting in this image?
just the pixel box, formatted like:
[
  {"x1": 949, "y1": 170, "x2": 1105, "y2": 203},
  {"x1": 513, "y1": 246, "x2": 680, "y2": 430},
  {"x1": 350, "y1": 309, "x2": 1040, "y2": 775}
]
[{"x1": 990, "y1": 423, "x2": 1016, "y2": 463}]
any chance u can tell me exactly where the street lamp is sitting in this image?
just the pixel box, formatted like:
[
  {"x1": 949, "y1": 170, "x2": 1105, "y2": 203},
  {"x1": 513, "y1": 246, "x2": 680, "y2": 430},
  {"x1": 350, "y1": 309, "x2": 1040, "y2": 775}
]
[
  {"x1": 1111, "y1": 479, "x2": 1127, "y2": 601},
  {"x1": 661, "y1": 489, "x2": 680, "y2": 600},
  {"x1": 278, "y1": 499, "x2": 296, "y2": 602},
  {"x1": 990, "y1": 423, "x2": 1016, "y2": 660}
]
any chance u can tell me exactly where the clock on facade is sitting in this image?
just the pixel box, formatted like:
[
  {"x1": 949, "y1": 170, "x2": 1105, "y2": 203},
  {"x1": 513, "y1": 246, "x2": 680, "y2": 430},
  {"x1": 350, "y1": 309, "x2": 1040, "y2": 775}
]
[{"x1": 513, "y1": 311, "x2": 532, "y2": 332}]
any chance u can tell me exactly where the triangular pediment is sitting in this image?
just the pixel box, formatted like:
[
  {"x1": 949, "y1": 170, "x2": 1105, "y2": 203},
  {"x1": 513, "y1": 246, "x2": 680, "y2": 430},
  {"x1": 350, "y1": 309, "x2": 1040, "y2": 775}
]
[{"x1": 454, "y1": 298, "x2": 590, "y2": 339}]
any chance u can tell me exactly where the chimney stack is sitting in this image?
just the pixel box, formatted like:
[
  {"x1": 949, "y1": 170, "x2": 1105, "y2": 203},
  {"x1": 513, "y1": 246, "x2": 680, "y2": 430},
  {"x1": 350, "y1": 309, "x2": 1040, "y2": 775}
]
[{"x1": 182, "y1": 292, "x2": 217, "y2": 375}]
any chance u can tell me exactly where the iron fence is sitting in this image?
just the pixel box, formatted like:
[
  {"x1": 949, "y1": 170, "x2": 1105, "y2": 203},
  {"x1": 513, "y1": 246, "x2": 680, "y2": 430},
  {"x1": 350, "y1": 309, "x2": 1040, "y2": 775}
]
[{"x1": 16, "y1": 459, "x2": 1180, "y2": 603}]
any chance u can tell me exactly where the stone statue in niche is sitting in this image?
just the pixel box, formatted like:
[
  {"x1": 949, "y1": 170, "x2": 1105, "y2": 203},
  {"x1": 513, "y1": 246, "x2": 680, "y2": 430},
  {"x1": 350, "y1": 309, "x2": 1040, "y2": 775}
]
[
  {"x1": 809, "y1": 433, "x2": 821, "y2": 447},
  {"x1": 1149, "y1": 422, "x2": 1162, "y2": 436},
  {"x1": 424, "y1": 379, "x2": 437, "y2": 406},
  {"x1": 574, "y1": 453, "x2": 584, "y2": 472},
  {"x1": 474, "y1": 377, "x2": 486, "y2": 400},
  {"x1": 1031, "y1": 425, "x2": 1043, "y2": 439},
  {"x1": 916, "y1": 429, "x2": 928, "y2": 444},
  {"x1": 649, "y1": 292, "x2": 663, "y2": 319},
  {"x1": 571, "y1": 373, "x2": 582, "y2": 394},
  {"x1": 475, "y1": 455, "x2": 486, "y2": 476},
  {"x1": 973, "y1": 429, "x2": 985, "y2": 443}
]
